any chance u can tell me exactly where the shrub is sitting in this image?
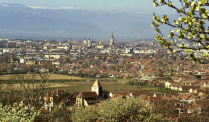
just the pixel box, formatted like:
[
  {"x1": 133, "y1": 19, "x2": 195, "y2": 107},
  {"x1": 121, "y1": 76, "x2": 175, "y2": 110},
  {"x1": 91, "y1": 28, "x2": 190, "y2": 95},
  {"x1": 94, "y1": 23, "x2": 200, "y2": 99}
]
[
  {"x1": 72, "y1": 97, "x2": 164, "y2": 122},
  {"x1": 0, "y1": 103, "x2": 42, "y2": 122}
]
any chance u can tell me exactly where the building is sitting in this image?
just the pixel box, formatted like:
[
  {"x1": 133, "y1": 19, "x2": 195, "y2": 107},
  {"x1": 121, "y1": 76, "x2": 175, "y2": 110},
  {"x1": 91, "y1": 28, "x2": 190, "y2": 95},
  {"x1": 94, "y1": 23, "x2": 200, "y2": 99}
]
[
  {"x1": 83, "y1": 38, "x2": 87, "y2": 45},
  {"x1": 91, "y1": 79, "x2": 102, "y2": 96},
  {"x1": 88, "y1": 38, "x2": 91, "y2": 45},
  {"x1": 44, "y1": 89, "x2": 71, "y2": 112},
  {"x1": 45, "y1": 54, "x2": 60, "y2": 59},
  {"x1": 76, "y1": 92, "x2": 99, "y2": 107},
  {"x1": 109, "y1": 33, "x2": 114, "y2": 45},
  {"x1": 69, "y1": 38, "x2": 72, "y2": 44},
  {"x1": 26, "y1": 60, "x2": 35, "y2": 65},
  {"x1": 76, "y1": 79, "x2": 103, "y2": 107},
  {"x1": 20, "y1": 58, "x2": 24, "y2": 64}
]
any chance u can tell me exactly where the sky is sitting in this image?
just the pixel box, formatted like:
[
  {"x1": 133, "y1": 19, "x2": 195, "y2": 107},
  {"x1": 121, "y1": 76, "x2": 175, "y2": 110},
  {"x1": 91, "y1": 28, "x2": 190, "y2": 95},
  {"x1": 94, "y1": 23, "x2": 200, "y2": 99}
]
[{"x1": 0, "y1": 0, "x2": 180, "y2": 14}]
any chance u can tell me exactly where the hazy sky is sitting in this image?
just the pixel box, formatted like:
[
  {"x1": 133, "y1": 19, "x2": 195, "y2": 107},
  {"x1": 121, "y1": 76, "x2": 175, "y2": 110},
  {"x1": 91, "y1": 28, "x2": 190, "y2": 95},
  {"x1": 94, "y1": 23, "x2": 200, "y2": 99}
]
[{"x1": 0, "y1": 0, "x2": 180, "y2": 14}]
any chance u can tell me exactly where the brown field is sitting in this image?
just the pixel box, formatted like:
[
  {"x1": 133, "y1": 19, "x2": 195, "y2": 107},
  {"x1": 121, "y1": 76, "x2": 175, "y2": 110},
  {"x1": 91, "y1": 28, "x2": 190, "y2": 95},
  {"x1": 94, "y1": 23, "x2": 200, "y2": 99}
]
[
  {"x1": 47, "y1": 82, "x2": 145, "y2": 93},
  {"x1": 0, "y1": 74, "x2": 162, "y2": 93},
  {"x1": 0, "y1": 82, "x2": 135, "y2": 92},
  {"x1": 0, "y1": 81, "x2": 164, "y2": 94},
  {"x1": 0, "y1": 73, "x2": 84, "y2": 80}
]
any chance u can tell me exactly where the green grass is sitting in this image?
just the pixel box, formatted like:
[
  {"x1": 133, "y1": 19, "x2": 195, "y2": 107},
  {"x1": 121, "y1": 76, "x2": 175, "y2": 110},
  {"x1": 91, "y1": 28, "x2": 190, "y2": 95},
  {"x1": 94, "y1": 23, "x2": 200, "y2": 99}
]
[
  {"x1": 139, "y1": 85, "x2": 159, "y2": 91},
  {"x1": 131, "y1": 85, "x2": 181, "y2": 93}
]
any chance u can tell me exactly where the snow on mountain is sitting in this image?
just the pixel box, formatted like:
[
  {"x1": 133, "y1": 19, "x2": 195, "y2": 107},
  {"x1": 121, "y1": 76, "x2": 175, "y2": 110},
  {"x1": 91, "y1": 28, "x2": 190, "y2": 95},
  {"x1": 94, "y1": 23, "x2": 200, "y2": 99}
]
[{"x1": 0, "y1": 3, "x2": 164, "y2": 40}]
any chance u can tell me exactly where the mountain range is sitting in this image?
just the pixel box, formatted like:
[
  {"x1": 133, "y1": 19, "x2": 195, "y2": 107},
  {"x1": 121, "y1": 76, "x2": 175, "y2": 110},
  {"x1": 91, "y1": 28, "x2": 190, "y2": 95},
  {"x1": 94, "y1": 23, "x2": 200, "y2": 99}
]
[{"x1": 0, "y1": 3, "x2": 175, "y2": 41}]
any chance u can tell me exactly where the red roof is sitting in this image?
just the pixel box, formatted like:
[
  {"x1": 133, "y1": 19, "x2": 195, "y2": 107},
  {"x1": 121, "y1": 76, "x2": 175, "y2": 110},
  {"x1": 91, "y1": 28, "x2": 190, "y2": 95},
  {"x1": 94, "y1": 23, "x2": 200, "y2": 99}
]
[{"x1": 77, "y1": 92, "x2": 98, "y2": 98}]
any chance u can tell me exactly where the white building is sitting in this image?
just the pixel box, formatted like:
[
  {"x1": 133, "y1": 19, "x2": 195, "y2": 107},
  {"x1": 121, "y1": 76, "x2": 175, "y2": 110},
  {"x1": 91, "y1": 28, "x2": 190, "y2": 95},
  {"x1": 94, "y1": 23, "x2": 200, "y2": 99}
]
[{"x1": 20, "y1": 58, "x2": 25, "y2": 64}]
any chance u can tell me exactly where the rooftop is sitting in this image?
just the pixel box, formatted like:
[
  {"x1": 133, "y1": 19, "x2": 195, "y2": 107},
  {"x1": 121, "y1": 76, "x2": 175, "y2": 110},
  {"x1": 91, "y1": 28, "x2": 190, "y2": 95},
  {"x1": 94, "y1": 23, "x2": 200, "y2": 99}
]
[{"x1": 92, "y1": 79, "x2": 102, "y2": 87}]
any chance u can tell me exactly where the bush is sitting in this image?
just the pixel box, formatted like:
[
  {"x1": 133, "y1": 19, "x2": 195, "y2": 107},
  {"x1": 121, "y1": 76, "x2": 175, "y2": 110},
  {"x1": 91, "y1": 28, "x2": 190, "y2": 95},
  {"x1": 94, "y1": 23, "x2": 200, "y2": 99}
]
[
  {"x1": 167, "y1": 77, "x2": 172, "y2": 80},
  {"x1": 0, "y1": 103, "x2": 42, "y2": 122},
  {"x1": 72, "y1": 97, "x2": 164, "y2": 122}
]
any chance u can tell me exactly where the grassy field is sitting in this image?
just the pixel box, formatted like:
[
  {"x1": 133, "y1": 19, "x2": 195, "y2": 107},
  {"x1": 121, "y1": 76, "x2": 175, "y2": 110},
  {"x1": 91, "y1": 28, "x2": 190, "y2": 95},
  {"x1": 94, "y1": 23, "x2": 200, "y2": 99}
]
[
  {"x1": 0, "y1": 73, "x2": 85, "y2": 80},
  {"x1": 45, "y1": 82, "x2": 170, "y2": 93},
  {"x1": 47, "y1": 82, "x2": 144, "y2": 93},
  {"x1": 0, "y1": 73, "x2": 179, "y2": 93},
  {"x1": 0, "y1": 81, "x2": 179, "y2": 93},
  {"x1": 138, "y1": 85, "x2": 159, "y2": 91}
]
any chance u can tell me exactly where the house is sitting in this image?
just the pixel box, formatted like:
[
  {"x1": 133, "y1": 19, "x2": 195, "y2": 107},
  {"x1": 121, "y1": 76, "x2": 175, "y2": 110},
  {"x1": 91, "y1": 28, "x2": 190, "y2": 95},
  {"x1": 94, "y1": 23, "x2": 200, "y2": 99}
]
[
  {"x1": 165, "y1": 81, "x2": 172, "y2": 88},
  {"x1": 187, "y1": 104, "x2": 201, "y2": 114},
  {"x1": 158, "y1": 83, "x2": 165, "y2": 88},
  {"x1": 44, "y1": 89, "x2": 71, "y2": 112},
  {"x1": 179, "y1": 86, "x2": 191, "y2": 92},
  {"x1": 76, "y1": 92, "x2": 99, "y2": 107},
  {"x1": 45, "y1": 54, "x2": 61, "y2": 59},
  {"x1": 139, "y1": 94, "x2": 148, "y2": 100},
  {"x1": 200, "y1": 81, "x2": 208, "y2": 87},
  {"x1": 109, "y1": 91, "x2": 130, "y2": 98},
  {"x1": 182, "y1": 97, "x2": 193, "y2": 103},
  {"x1": 52, "y1": 60, "x2": 60, "y2": 65},
  {"x1": 198, "y1": 70, "x2": 206, "y2": 75},
  {"x1": 169, "y1": 83, "x2": 180, "y2": 90},
  {"x1": 26, "y1": 60, "x2": 35, "y2": 65},
  {"x1": 184, "y1": 70, "x2": 193, "y2": 74},
  {"x1": 130, "y1": 92, "x2": 141, "y2": 98},
  {"x1": 154, "y1": 81, "x2": 162, "y2": 86},
  {"x1": 149, "y1": 97, "x2": 163, "y2": 102},
  {"x1": 184, "y1": 83, "x2": 191, "y2": 86},
  {"x1": 148, "y1": 79, "x2": 154, "y2": 85},
  {"x1": 189, "y1": 86, "x2": 201, "y2": 93}
]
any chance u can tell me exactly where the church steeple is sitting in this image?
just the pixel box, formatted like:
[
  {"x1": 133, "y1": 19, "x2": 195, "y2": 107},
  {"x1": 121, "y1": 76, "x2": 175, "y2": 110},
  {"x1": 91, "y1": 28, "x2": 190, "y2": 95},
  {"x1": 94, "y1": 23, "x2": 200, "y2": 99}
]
[
  {"x1": 69, "y1": 38, "x2": 72, "y2": 44},
  {"x1": 91, "y1": 79, "x2": 102, "y2": 96},
  {"x1": 109, "y1": 33, "x2": 114, "y2": 45},
  {"x1": 92, "y1": 79, "x2": 102, "y2": 87}
]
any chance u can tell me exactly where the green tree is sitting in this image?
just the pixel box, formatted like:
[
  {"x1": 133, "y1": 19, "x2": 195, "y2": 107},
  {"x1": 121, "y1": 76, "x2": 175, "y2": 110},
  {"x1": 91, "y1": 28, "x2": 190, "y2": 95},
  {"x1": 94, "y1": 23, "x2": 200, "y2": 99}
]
[
  {"x1": 12, "y1": 55, "x2": 18, "y2": 62},
  {"x1": 9, "y1": 63, "x2": 16, "y2": 74},
  {"x1": 152, "y1": 0, "x2": 209, "y2": 63},
  {"x1": 4, "y1": 55, "x2": 9, "y2": 63},
  {"x1": 76, "y1": 69, "x2": 83, "y2": 76},
  {"x1": 72, "y1": 97, "x2": 165, "y2": 122},
  {"x1": 39, "y1": 52, "x2": 44, "y2": 58},
  {"x1": 64, "y1": 57, "x2": 71, "y2": 63},
  {"x1": 110, "y1": 65, "x2": 115, "y2": 70}
]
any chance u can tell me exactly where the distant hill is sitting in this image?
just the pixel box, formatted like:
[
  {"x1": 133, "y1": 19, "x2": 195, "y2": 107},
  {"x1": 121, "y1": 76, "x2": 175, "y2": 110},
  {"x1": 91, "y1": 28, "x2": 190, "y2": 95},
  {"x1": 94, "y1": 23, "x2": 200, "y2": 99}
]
[{"x1": 0, "y1": 3, "x2": 175, "y2": 40}]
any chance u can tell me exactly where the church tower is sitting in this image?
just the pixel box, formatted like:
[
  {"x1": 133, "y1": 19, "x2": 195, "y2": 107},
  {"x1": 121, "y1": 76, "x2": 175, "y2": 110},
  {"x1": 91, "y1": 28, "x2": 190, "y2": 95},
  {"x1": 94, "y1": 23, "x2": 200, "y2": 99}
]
[
  {"x1": 109, "y1": 33, "x2": 114, "y2": 45},
  {"x1": 91, "y1": 79, "x2": 102, "y2": 96},
  {"x1": 83, "y1": 37, "x2": 87, "y2": 45},
  {"x1": 69, "y1": 38, "x2": 72, "y2": 44}
]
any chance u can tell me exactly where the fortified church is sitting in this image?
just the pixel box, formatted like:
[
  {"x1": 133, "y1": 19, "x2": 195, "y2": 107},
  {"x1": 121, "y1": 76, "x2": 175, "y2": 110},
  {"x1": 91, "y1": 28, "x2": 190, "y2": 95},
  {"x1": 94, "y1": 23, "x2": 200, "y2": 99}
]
[{"x1": 76, "y1": 79, "x2": 103, "y2": 107}]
